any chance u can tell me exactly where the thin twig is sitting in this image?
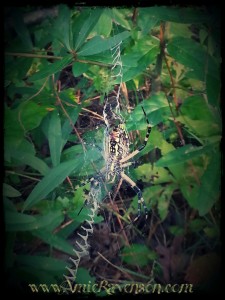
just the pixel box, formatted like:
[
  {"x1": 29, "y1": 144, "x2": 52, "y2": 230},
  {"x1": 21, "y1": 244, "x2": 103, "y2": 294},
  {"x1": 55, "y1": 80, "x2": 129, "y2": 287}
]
[
  {"x1": 82, "y1": 107, "x2": 104, "y2": 121},
  {"x1": 27, "y1": 77, "x2": 49, "y2": 101},
  {"x1": 5, "y1": 170, "x2": 40, "y2": 182}
]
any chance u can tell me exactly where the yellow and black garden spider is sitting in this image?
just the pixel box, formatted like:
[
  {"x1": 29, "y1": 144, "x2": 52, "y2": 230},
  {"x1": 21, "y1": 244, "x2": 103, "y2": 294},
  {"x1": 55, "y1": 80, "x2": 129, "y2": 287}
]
[{"x1": 78, "y1": 93, "x2": 152, "y2": 221}]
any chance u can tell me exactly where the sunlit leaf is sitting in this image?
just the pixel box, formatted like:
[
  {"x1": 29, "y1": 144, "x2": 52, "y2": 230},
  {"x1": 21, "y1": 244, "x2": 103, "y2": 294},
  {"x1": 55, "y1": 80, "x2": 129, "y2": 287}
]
[
  {"x1": 93, "y1": 9, "x2": 112, "y2": 37},
  {"x1": 110, "y1": 8, "x2": 132, "y2": 30}
]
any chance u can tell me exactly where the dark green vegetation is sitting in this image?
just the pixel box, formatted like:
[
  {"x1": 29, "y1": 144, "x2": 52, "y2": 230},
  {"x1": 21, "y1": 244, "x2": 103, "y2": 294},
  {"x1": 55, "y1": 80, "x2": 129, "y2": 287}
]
[{"x1": 4, "y1": 6, "x2": 221, "y2": 295}]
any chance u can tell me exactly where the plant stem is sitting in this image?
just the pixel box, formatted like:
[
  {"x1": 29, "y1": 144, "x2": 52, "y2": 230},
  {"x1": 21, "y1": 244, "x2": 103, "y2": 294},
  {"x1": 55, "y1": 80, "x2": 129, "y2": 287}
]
[{"x1": 5, "y1": 52, "x2": 112, "y2": 68}]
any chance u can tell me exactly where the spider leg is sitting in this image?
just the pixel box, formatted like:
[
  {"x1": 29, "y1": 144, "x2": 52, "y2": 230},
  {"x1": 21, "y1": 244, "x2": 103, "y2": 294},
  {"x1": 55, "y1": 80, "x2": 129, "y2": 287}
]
[
  {"x1": 120, "y1": 106, "x2": 151, "y2": 164},
  {"x1": 121, "y1": 172, "x2": 148, "y2": 220},
  {"x1": 77, "y1": 168, "x2": 106, "y2": 215}
]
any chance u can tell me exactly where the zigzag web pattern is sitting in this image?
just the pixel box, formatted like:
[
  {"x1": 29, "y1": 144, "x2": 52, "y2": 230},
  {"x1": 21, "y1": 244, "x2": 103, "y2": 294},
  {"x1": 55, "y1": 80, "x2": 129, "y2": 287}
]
[{"x1": 61, "y1": 38, "x2": 124, "y2": 293}]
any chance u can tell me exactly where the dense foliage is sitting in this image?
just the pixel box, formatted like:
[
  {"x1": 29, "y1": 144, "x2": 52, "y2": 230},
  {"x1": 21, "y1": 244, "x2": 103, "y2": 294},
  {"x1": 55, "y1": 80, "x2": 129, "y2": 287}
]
[{"x1": 4, "y1": 6, "x2": 221, "y2": 294}]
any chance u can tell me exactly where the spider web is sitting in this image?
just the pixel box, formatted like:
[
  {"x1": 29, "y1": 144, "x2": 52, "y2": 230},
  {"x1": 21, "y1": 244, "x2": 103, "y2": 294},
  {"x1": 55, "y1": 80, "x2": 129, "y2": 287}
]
[{"x1": 61, "y1": 9, "x2": 155, "y2": 294}]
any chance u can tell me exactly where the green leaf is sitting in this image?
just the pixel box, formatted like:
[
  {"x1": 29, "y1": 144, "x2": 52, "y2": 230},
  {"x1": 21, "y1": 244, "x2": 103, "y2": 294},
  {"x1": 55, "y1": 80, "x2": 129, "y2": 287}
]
[
  {"x1": 9, "y1": 151, "x2": 50, "y2": 175},
  {"x1": 5, "y1": 211, "x2": 36, "y2": 226},
  {"x1": 144, "y1": 7, "x2": 213, "y2": 24},
  {"x1": 189, "y1": 219, "x2": 207, "y2": 232},
  {"x1": 4, "y1": 136, "x2": 36, "y2": 163},
  {"x1": 121, "y1": 244, "x2": 157, "y2": 267},
  {"x1": 17, "y1": 255, "x2": 66, "y2": 272},
  {"x1": 155, "y1": 143, "x2": 218, "y2": 167},
  {"x1": 167, "y1": 37, "x2": 218, "y2": 81},
  {"x1": 3, "y1": 183, "x2": 21, "y2": 198},
  {"x1": 61, "y1": 105, "x2": 82, "y2": 147},
  {"x1": 132, "y1": 163, "x2": 173, "y2": 184},
  {"x1": 169, "y1": 225, "x2": 185, "y2": 236},
  {"x1": 30, "y1": 55, "x2": 73, "y2": 81},
  {"x1": 4, "y1": 106, "x2": 26, "y2": 140},
  {"x1": 6, "y1": 211, "x2": 64, "y2": 232},
  {"x1": 77, "y1": 31, "x2": 130, "y2": 56},
  {"x1": 76, "y1": 267, "x2": 96, "y2": 285},
  {"x1": 177, "y1": 95, "x2": 221, "y2": 137},
  {"x1": 127, "y1": 92, "x2": 170, "y2": 130},
  {"x1": 48, "y1": 111, "x2": 63, "y2": 167},
  {"x1": 23, "y1": 159, "x2": 82, "y2": 211},
  {"x1": 156, "y1": 186, "x2": 174, "y2": 221},
  {"x1": 10, "y1": 10, "x2": 33, "y2": 50},
  {"x1": 73, "y1": 8, "x2": 102, "y2": 51},
  {"x1": 72, "y1": 62, "x2": 89, "y2": 77},
  {"x1": 93, "y1": 9, "x2": 112, "y2": 37},
  {"x1": 180, "y1": 95, "x2": 217, "y2": 122},
  {"x1": 167, "y1": 22, "x2": 192, "y2": 39},
  {"x1": 138, "y1": 8, "x2": 159, "y2": 34},
  {"x1": 186, "y1": 152, "x2": 220, "y2": 216},
  {"x1": 16, "y1": 266, "x2": 58, "y2": 284},
  {"x1": 52, "y1": 5, "x2": 72, "y2": 51},
  {"x1": 32, "y1": 230, "x2": 74, "y2": 255},
  {"x1": 110, "y1": 8, "x2": 132, "y2": 30},
  {"x1": 19, "y1": 101, "x2": 49, "y2": 131}
]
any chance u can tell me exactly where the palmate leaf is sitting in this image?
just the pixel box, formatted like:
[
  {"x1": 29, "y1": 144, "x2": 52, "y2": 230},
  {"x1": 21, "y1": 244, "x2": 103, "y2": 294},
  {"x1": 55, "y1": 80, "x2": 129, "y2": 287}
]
[{"x1": 23, "y1": 159, "x2": 82, "y2": 211}]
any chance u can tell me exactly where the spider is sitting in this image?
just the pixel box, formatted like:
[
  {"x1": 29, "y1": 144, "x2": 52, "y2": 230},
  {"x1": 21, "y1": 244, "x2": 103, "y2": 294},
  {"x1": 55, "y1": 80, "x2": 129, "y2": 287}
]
[{"x1": 78, "y1": 94, "x2": 151, "y2": 221}]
